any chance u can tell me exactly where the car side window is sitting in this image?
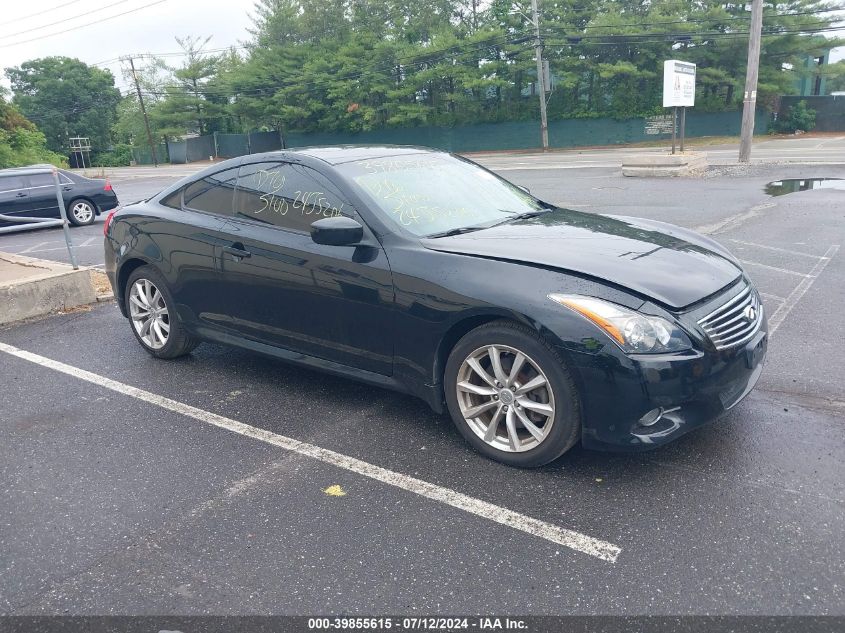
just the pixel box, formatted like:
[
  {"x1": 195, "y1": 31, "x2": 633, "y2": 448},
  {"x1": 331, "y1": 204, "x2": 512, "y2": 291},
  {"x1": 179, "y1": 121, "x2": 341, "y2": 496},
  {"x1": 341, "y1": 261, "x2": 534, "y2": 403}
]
[
  {"x1": 28, "y1": 174, "x2": 54, "y2": 188},
  {"x1": 0, "y1": 176, "x2": 27, "y2": 192},
  {"x1": 159, "y1": 188, "x2": 181, "y2": 209},
  {"x1": 181, "y1": 167, "x2": 239, "y2": 217},
  {"x1": 233, "y1": 162, "x2": 352, "y2": 233}
]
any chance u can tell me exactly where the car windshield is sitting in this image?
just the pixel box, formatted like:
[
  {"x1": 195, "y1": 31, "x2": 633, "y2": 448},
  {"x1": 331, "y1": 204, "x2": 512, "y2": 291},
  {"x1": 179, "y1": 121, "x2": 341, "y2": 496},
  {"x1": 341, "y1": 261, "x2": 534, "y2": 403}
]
[{"x1": 337, "y1": 153, "x2": 546, "y2": 237}]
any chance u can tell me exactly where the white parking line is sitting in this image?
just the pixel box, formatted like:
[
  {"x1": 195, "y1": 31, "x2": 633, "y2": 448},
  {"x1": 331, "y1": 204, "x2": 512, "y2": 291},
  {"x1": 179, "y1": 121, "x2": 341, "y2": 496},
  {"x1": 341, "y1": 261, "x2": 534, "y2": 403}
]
[
  {"x1": 759, "y1": 292, "x2": 786, "y2": 303},
  {"x1": 769, "y1": 245, "x2": 840, "y2": 336},
  {"x1": 738, "y1": 259, "x2": 809, "y2": 277},
  {"x1": 694, "y1": 202, "x2": 777, "y2": 235},
  {"x1": 17, "y1": 241, "x2": 53, "y2": 254},
  {"x1": 0, "y1": 341, "x2": 621, "y2": 563},
  {"x1": 728, "y1": 239, "x2": 829, "y2": 260}
]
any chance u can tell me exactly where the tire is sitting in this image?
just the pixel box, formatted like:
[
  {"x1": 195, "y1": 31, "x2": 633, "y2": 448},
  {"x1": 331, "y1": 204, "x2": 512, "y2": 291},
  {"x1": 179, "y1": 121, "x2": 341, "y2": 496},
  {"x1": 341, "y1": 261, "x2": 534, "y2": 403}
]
[
  {"x1": 125, "y1": 265, "x2": 199, "y2": 359},
  {"x1": 444, "y1": 320, "x2": 581, "y2": 467},
  {"x1": 67, "y1": 199, "x2": 96, "y2": 226}
]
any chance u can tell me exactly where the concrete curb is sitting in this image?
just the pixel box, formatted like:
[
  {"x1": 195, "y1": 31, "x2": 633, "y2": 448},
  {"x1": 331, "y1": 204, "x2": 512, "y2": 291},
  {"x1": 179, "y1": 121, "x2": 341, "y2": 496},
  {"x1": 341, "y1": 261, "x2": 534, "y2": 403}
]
[
  {"x1": 0, "y1": 252, "x2": 97, "y2": 326},
  {"x1": 622, "y1": 152, "x2": 709, "y2": 177}
]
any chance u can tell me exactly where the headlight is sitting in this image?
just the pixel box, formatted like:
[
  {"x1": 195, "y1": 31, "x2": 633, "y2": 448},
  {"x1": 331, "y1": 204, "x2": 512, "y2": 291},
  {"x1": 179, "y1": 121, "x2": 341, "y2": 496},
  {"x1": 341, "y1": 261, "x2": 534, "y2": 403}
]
[{"x1": 548, "y1": 294, "x2": 692, "y2": 353}]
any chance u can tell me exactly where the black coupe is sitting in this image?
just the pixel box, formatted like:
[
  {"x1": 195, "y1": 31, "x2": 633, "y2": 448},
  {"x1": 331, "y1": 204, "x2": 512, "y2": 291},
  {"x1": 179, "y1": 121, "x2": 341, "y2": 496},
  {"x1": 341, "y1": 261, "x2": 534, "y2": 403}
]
[{"x1": 104, "y1": 146, "x2": 767, "y2": 467}]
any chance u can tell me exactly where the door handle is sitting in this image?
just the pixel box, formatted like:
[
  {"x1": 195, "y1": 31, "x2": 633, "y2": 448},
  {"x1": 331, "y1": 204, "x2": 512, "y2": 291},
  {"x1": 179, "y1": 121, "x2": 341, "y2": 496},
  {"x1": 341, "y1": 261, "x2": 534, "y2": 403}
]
[
  {"x1": 16, "y1": 192, "x2": 27, "y2": 198},
  {"x1": 62, "y1": 186, "x2": 73, "y2": 191},
  {"x1": 223, "y1": 244, "x2": 251, "y2": 260}
]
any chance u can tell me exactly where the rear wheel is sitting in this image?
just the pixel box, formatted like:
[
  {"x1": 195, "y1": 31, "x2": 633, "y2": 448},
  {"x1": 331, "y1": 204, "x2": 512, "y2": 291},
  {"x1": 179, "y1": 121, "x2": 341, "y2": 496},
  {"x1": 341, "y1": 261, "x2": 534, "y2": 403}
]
[
  {"x1": 125, "y1": 266, "x2": 199, "y2": 359},
  {"x1": 67, "y1": 199, "x2": 96, "y2": 226},
  {"x1": 444, "y1": 321, "x2": 581, "y2": 467}
]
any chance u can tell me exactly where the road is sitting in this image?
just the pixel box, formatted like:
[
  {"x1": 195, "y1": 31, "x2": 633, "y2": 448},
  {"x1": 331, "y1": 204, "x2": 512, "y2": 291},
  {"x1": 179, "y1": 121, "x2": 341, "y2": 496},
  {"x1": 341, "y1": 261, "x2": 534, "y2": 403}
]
[
  {"x1": 2, "y1": 135, "x2": 844, "y2": 269},
  {"x1": 0, "y1": 143, "x2": 843, "y2": 616}
]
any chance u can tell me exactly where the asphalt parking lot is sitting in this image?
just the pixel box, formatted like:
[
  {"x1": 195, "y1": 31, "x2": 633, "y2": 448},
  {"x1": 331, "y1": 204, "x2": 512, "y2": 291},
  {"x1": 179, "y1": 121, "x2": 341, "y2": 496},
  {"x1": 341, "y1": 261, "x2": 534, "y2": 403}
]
[{"x1": 0, "y1": 149, "x2": 843, "y2": 615}]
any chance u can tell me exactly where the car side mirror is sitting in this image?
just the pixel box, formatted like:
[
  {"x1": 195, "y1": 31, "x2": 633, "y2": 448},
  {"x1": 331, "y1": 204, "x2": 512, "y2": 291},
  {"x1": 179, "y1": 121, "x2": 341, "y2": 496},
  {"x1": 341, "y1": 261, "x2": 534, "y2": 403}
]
[{"x1": 311, "y1": 216, "x2": 364, "y2": 246}]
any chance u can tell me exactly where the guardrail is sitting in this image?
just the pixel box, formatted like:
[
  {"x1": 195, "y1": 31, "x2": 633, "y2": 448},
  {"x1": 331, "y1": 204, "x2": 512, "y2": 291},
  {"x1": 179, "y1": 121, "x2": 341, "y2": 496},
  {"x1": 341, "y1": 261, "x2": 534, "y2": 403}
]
[{"x1": 0, "y1": 166, "x2": 79, "y2": 269}]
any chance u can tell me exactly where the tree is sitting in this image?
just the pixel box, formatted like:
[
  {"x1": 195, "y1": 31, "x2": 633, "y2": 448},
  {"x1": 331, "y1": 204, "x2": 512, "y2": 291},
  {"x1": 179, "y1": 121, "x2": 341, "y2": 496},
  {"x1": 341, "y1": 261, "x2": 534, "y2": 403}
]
[
  {"x1": 151, "y1": 36, "x2": 228, "y2": 138},
  {"x1": 85, "y1": 0, "x2": 845, "y2": 147},
  {"x1": 0, "y1": 90, "x2": 67, "y2": 168},
  {"x1": 825, "y1": 59, "x2": 845, "y2": 92},
  {"x1": 5, "y1": 57, "x2": 121, "y2": 156}
]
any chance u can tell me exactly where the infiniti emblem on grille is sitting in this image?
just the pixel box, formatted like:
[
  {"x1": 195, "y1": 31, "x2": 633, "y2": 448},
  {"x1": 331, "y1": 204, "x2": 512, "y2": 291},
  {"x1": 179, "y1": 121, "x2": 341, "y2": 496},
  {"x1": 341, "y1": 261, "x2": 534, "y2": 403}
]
[{"x1": 743, "y1": 305, "x2": 757, "y2": 323}]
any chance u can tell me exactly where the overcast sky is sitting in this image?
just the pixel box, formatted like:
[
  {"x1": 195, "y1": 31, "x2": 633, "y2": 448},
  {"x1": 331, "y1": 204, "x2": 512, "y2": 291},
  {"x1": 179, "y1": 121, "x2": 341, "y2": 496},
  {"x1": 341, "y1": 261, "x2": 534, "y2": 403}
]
[
  {"x1": 1, "y1": 0, "x2": 257, "y2": 92},
  {"x1": 1, "y1": 0, "x2": 842, "y2": 94}
]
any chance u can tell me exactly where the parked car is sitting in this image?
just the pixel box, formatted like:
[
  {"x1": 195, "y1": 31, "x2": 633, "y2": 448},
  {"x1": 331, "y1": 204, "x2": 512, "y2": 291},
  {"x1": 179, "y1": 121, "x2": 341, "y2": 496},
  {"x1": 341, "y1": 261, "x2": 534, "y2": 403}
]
[
  {"x1": 104, "y1": 146, "x2": 767, "y2": 467},
  {"x1": 0, "y1": 165, "x2": 119, "y2": 228}
]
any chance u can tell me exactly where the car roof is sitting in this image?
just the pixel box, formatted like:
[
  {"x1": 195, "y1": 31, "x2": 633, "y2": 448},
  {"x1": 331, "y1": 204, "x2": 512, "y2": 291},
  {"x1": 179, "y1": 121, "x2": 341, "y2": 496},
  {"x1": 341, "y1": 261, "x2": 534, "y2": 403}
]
[
  {"x1": 282, "y1": 145, "x2": 444, "y2": 165},
  {"x1": 0, "y1": 164, "x2": 62, "y2": 177}
]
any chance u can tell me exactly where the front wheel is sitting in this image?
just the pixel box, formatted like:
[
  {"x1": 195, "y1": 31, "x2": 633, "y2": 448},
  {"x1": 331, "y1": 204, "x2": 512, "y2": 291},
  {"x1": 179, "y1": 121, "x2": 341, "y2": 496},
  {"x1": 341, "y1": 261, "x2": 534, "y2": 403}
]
[
  {"x1": 67, "y1": 199, "x2": 96, "y2": 226},
  {"x1": 125, "y1": 265, "x2": 199, "y2": 359},
  {"x1": 444, "y1": 321, "x2": 581, "y2": 467}
]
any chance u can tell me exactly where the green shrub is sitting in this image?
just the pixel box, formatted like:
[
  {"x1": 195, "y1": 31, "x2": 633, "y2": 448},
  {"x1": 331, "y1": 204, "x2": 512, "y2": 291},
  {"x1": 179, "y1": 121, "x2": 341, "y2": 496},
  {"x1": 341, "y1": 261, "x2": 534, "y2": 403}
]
[
  {"x1": 92, "y1": 144, "x2": 132, "y2": 167},
  {"x1": 776, "y1": 100, "x2": 817, "y2": 133}
]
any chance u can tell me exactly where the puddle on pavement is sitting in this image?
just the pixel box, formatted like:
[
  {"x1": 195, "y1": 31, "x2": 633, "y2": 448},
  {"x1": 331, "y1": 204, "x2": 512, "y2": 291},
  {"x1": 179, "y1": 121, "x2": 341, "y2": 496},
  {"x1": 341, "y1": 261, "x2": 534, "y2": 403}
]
[{"x1": 765, "y1": 178, "x2": 845, "y2": 196}]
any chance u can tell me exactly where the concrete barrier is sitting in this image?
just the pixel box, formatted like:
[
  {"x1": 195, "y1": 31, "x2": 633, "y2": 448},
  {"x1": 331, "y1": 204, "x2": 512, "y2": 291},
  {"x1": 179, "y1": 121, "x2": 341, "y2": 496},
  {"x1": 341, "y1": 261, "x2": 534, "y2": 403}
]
[
  {"x1": 622, "y1": 152, "x2": 708, "y2": 177},
  {"x1": 0, "y1": 252, "x2": 96, "y2": 326}
]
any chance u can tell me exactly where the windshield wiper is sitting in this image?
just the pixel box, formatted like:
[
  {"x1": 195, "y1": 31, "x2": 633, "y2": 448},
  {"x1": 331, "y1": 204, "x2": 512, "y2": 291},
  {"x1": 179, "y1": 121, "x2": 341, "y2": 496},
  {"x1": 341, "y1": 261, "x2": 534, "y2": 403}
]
[
  {"x1": 425, "y1": 208, "x2": 553, "y2": 239},
  {"x1": 485, "y1": 207, "x2": 553, "y2": 228},
  {"x1": 425, "y1": 226, "x2": 487, "y2": 239}
]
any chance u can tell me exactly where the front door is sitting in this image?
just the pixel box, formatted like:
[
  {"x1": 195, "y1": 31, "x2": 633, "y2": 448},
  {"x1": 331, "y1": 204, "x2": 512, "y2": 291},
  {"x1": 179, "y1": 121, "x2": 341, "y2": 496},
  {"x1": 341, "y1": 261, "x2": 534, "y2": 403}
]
[{"x1": 215, "y1": 160, "x2": 394, "y2": 376}]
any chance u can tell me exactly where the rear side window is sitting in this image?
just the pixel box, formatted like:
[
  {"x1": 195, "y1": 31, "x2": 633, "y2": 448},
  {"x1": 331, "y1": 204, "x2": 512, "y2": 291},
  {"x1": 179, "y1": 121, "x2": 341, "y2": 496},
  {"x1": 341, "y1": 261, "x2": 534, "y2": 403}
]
[
  {"x1": 160, "y1": 189, "x2": 182, "y2": 209},
  {"x1": 181, "y1": 167, "x2": 239, "y2": 216},
  {"x1": 233, "y1": 161, "x2": 351, "y2": 232},
  {"x1": 0, "y1": 175, "x2": 27, "y2": 192}
]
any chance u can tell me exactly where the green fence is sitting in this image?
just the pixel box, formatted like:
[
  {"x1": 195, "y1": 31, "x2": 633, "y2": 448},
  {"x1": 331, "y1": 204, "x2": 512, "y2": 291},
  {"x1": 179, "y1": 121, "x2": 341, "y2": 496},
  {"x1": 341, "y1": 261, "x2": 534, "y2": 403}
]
[
  {"x1": 129, "y1": 110, "x2": 768, "y2": 164},
  {"x1": 131, "y1": 144, "x2": 167, "y2": 165},
  {"x1": 285, "y1": 110, "x2": 769, "y2": 152}
]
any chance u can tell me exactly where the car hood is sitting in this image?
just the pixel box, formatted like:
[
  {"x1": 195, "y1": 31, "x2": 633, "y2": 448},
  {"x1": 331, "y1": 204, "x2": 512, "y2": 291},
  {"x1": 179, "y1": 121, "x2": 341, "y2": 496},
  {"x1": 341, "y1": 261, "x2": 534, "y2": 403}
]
[{"x1": 420, "y1": 209, "x2": 742, "y2": 309}]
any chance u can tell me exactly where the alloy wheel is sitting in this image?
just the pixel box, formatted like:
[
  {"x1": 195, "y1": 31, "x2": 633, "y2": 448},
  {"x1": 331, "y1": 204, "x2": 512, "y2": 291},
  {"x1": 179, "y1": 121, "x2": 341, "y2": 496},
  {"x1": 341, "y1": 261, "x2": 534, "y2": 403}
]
[
  {"x1": 456, "y1": 344, "x2": 555, "y2": 453},
  {"x1": 129, "y1": 279, "x2": 170, "y2": 350},
  {"x1": 71, "y1": 201, "x2": 94, "y2": 224}
]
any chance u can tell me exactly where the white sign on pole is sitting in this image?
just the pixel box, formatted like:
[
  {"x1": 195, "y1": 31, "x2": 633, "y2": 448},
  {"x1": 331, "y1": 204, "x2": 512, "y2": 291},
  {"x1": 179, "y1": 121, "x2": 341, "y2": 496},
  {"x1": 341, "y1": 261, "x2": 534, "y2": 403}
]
[{"x1": 662, "y1": 60, "x2": 696, "y2": 107}]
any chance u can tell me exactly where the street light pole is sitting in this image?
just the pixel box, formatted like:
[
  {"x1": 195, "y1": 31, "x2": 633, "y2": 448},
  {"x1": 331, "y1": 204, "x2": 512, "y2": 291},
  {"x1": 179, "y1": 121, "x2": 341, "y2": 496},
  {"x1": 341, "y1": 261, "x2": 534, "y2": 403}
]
[
  {"x1": 738, "y1": 0, "x2": 764, "y2": 163},
  {"x1": 531, "y1": 0, "x2": 549, "y2": 150}
]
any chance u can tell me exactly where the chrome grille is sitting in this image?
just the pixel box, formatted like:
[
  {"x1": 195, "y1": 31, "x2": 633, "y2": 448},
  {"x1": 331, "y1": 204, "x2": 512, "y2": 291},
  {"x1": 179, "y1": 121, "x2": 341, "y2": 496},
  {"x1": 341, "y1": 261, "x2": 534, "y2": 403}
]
[{"x1": 697, "y1": 284, "x2": 763, "y2": 351}]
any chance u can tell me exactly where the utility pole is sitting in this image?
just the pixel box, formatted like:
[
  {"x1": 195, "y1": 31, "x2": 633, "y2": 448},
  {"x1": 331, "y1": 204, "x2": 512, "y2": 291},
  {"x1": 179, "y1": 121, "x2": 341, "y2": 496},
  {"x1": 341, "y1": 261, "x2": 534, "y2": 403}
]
[
  {"x1": 127, "y1": 56, "x2": 159, "y2": 167},
  {"x1": 531, "y1": 0, "x2": 549, "y2": 150},
  {"x1": 738, "y1": 0, "x2": 764, "y2": 163}
]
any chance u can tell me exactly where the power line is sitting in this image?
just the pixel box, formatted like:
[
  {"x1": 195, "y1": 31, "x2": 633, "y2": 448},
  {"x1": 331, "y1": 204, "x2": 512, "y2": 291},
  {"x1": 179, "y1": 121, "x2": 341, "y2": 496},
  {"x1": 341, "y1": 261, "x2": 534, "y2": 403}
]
[
  {"x1": 126, "y1": 23, "x2": 841, "y2": 101},
  {"x1": 92, "y1": 44, "x2": 249, "y2": 66},
  {"x1": 3, "y1": 0, "x2": 83, "y2": 26},
  {"x1": 543, "y1": 24, "x2": 845, "y2": 46},
  {"x1": 0, "y1": 0, "x2": 133, "y2": 40},
  {"x1": 0, "y1": 0, "x2": 168, "y2": 49},
  {"x1": 119, "y1": 31, "x2": 528, "y2": 96},
  {"x1": 126, "y1": 30, "x2": 534, "y2": 100},
  {"x1": 541, "y1": 9, "x2": 841, "y2": 32}
]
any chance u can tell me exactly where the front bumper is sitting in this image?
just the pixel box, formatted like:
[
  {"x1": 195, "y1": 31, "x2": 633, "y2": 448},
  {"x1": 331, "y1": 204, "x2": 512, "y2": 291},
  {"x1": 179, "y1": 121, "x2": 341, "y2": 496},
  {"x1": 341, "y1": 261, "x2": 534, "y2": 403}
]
[{"x1": 565, "y1": 318, "x2": 768, "y2": 451}]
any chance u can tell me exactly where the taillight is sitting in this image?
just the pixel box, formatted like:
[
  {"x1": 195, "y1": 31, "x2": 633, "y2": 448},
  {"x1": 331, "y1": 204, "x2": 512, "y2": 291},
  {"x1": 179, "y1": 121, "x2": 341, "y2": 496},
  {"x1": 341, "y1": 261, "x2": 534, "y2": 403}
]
[
  {"x1": 104, "y1": 179, "x2": 113, "y2": 192},
  {"x1": 104, "y1": 210, "x2": 117, "y2": 236}
]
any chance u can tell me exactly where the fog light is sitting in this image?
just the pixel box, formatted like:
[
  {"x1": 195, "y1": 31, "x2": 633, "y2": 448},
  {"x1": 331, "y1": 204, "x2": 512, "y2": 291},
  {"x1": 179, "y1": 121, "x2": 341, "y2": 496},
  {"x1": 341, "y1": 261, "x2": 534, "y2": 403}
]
[{"x1": 639, "y1": 407, "x2": 663, "y2": 427}]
